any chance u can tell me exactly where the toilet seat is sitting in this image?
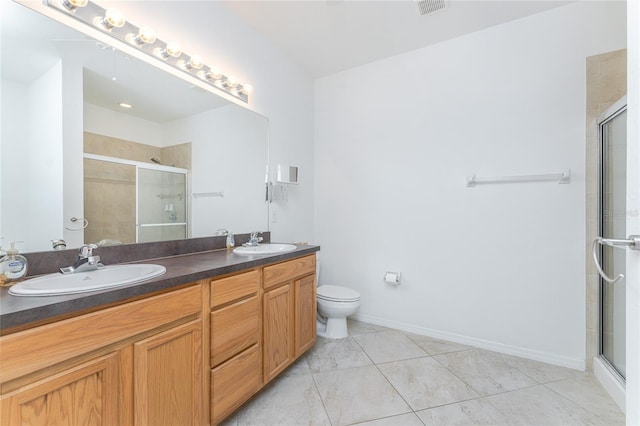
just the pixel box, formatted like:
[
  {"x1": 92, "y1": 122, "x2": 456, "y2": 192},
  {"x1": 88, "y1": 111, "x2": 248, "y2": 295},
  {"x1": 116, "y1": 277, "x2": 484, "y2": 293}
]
[{"x1": 317, "y1": 285, "x2": 360, "y2": 302}]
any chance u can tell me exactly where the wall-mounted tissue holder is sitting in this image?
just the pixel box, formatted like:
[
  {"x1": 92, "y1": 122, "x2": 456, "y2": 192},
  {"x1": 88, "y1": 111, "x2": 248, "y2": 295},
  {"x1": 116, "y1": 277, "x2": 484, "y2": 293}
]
[
  {"x1": 277, "y1": 165, "x2": 299, "y2": 184},
  {"x1": 384, "y1": 271, "x2": 401, "y2": 286}
]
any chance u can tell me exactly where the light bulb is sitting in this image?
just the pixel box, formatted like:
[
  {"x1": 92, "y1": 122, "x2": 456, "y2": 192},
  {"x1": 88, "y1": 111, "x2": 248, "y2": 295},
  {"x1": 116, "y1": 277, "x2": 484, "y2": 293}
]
[
  {"x1": 105, "y1": 9, "x2": 125, "y2": 28},
  {"x1": 165, "y1": 42, "x2": 182, "y2": 57},
  {"x1": 240, "y1": 84, "x2": 253, "y2": 95},
  {"x1": 185, "y1": 55, "x2": 203, "y2": 70},
  {"x1": 155, "y1": 42, "x2": 182, "y2": 59},
  {"x1": 128, "y1": 26, "x2": 156, "y2": 45},
  {"x1": 60, "y1": 0, "x2": 88, "y2": 11},
  {"x1": 93, "y1": 8, "x2": 125, "y2": 30},
  {"x1": 138, "y1": 27, "x2": 156, "y2": 44},
  {"x1": 209, "y1": 68, "x2": 223, "y2": 79},
  {"x1": 199, "y1": 67, "x2": 222, "y2": 81},
  {"x1": 226, "y1": 76, "x2": 238, "y2": 88}
]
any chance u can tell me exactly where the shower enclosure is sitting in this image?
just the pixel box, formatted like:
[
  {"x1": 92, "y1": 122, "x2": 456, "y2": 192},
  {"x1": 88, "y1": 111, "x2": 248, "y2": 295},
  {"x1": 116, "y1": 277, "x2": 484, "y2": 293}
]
[
  {"x1": 137, "y1": 167, "x2": 188, "y2": 243},
  {"x1": 83, "y1": 154, "x2": 189, "y2": 245},
  {"x1": 597, "y1": 97, "x2": 627, "y2": 380}
]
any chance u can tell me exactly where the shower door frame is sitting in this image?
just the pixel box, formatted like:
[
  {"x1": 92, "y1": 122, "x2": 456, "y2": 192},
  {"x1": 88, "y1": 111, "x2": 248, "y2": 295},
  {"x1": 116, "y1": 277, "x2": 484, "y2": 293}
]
[
  {"x1": 83, "y1": 153, "x2": 191, "y2": 243},
  {"x1": 597, "y1": 95, "x2": 627, "y2": 382},
  {"x1": 135, "y1": 164, "x2": 190, "y2": 243}
]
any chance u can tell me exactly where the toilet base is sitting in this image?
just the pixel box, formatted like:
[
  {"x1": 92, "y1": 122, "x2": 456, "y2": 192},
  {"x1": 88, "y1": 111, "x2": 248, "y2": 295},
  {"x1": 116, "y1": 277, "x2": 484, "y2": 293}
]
[{"x1": 316, "y1": 317, "x2": 349, "y2": 339}]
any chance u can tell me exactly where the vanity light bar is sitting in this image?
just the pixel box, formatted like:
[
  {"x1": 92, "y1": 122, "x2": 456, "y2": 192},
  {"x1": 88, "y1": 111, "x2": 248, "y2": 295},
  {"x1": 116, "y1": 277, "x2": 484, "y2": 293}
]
[{"x1": 46, "y1": 0, "x2": 251, "y2": 103}]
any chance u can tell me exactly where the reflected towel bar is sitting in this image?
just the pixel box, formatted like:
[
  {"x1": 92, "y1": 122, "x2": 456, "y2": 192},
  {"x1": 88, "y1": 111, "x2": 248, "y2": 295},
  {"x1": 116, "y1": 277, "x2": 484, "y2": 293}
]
[
  {"x1": 193, "y1": 192, "x2": 224, "y2": 198},
  {"x1": 466, "y1": 170, "x2": 570, "y2": 187}
]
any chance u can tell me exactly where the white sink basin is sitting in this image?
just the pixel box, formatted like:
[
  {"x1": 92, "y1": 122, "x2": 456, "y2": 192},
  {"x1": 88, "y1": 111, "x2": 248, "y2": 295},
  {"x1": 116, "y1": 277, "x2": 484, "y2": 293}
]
[
  {"x1": 9, "y1": 264, "x2": 166, "y2": 297},
  {"x1": 233, "y1": 243, "x2": 297, "y2": 256}
]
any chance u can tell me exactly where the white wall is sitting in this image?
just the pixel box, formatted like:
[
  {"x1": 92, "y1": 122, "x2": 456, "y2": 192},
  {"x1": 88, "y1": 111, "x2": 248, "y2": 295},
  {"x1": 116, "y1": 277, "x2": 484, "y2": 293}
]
[
  {"x1": 61, "y1": 59, "x2": 85, "y2": 249},
  {"x1": 1, "y1": 63, "x2": 65, "y2": 253},
  {"x1": 103, "y1": 1, "x2": 316, "y2": 244},
  {"x1": 29, "y1": 62, "x2": 65, "y2": 253},
  {"x1": 2, "y1": 59, "x2": 85, "y2": 252},
  {"x1": 84, "y1": 103, "x2": 165, "y2": 147},
  {"x1": 315, "y1": 1, "x2": 626, "y2": 368},
  {"x1": 1, "y1": 80, "x2": 29, "y2": 249},
  {"x1": 163, "y1": 105, "x2": 269, "y2": 238}
]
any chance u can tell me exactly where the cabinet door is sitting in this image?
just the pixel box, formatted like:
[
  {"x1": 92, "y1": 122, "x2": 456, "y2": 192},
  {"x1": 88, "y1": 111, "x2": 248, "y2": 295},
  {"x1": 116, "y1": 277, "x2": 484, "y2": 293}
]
[
  {"x1": 0, "y1": 352, "x2": 119, "y2": 425},
  {"x1": 133, "y1": 319, "x2": 202, "y2": 426},
  {"x1": 263, "y1": 284, "x2": 294, "y2": 383},
  {"x1": 295, "y1": 274, "x2": 317, "y2": 357}
]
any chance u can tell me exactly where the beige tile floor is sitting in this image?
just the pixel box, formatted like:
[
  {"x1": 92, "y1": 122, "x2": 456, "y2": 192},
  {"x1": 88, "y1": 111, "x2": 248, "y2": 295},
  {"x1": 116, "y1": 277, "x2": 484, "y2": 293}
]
[{"x1": 222, "y1": 320, "x2": 624, "y2": 426}]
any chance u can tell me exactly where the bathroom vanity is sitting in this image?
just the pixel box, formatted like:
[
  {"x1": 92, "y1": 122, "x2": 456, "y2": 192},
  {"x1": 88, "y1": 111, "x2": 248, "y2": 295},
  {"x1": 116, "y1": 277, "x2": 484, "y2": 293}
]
[{"x1": 0, "y1": 246, "x2": 318, "y2": 425}]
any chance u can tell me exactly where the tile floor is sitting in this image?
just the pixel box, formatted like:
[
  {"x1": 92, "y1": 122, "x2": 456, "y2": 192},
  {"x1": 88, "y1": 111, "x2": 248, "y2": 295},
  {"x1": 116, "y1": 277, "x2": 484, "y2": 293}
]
[{"x1": 222, "y1": 320, "x2": 624, "y2": 426}]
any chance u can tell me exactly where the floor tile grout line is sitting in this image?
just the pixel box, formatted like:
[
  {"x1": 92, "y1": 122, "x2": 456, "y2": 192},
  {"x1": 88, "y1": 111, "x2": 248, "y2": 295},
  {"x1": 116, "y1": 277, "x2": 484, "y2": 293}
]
[
  {"x1": 308, "y1": 360, "x2": 336, "y2": 426},
  {"x1": 350, "y1": 328, "x2": 503, "y2": 419},
  {"x1": 307, "y1": 336, "x2": 374, "y2": 375},
  {"x1": 428, "y1": 349, "x2": 487, "y2": 398},
  {"x1": 541, "y1": 381, "x2": 618, "y2": 421},
  {"x1": 349, "y1": 331, "x2": 421, "y2": 423},
  {"x1": 228, "y1": 319, "x2": 623, "y2": 425},
  {"x1": 350, "y1": 330, "x2": 496, "y2": 422}
]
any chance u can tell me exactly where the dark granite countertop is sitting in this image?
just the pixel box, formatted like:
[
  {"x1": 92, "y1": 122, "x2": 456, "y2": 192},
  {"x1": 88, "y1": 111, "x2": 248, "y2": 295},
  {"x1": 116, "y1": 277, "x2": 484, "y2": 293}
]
[{"x1": 0, "y1": 245, "x2": 319, "y2": 333}]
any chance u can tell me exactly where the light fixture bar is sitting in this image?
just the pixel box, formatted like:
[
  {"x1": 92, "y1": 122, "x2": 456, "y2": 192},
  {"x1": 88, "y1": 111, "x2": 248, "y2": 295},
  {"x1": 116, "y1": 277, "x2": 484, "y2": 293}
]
[{"x1": 46, "y1": 0, "x2": 250, "y2": 103}]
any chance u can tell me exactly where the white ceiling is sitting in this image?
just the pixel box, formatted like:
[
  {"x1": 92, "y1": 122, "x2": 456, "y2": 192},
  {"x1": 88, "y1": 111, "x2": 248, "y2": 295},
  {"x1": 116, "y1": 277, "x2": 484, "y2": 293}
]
[{"x1": 223, "y1": 0, "x2": 572, "y2": 78}]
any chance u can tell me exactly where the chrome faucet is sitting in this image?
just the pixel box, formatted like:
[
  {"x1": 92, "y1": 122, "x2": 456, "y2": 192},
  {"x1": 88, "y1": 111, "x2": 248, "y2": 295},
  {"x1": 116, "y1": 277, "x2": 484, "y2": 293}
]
[
  {"x1": 244, "y1": 232, "x2": 263, "y2": 247},
  {"x1": 60, "y1": 244, "x2": 104, "y2": 274}
]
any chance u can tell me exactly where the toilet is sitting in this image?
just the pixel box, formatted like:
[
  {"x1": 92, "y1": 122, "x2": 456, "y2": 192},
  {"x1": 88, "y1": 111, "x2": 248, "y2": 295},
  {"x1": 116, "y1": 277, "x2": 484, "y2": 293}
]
[{"x1": 316, "y1": 285, "x2": 361, "y2": 339}]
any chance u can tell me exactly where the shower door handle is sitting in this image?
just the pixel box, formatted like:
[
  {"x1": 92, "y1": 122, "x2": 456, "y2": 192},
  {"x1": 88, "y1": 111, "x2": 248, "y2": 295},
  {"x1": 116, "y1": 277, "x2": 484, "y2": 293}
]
[{"x1": 592, "y1": 235, "x2": 640, "y2": 284}]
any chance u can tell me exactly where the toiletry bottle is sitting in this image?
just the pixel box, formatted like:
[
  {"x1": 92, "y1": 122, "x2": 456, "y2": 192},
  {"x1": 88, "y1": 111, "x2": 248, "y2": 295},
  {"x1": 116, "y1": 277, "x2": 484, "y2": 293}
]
[
  {"x1": 0, "y1": 241, "x2": 28, "y2": 286},
  {"x1": 226, "y1": 232, "x2": 235, "y2": 250}
]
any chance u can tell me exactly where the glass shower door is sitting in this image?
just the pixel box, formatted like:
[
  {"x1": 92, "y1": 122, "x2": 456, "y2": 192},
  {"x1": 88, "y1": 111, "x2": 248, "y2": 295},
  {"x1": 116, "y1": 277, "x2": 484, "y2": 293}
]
[
  {"x1": 598, "y1": 102, "x2": 627, "y2": 379},
  {"x1": 137, "y1": 167, "x2": 188, "y2": 243}
]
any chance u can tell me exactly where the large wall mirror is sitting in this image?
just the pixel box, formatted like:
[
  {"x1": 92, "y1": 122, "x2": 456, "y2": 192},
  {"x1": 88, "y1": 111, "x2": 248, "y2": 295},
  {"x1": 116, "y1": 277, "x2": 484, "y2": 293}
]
[{"x1": 0, "y1": 0, "x2": 269, "y2": 253}]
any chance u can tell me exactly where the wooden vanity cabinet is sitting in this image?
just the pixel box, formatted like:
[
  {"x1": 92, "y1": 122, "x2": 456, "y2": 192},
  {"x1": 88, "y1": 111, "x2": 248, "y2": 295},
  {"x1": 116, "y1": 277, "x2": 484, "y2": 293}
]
[
  {"x1": 0, "y1": 251, "x2": 318, "y2": 426},
  {"x1": 210, "y1": 270, "x2": 262, "y2": 425},
  {"x1": 262, "y1": 254, "x2": 317, "y2": 383},
  {"x1": 0, "y1": 284, "x2": 204, "y2": 426}
]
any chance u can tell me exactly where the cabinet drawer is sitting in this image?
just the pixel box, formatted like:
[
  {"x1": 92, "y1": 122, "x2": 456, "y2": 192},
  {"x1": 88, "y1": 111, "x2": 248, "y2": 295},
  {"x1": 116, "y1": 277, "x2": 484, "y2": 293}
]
[
  {"x1": 263, "y1": 255, "x2": 316, "y2": 290},
  {"x1": 210, "y1": 270, "x2": 259, "y2": 308},
  {"x1": 211, "y1": 344, "x2": 262, "y2": 425},
  {"x1": 211, "y1": 295, "x2": 260, "y2": 367}
]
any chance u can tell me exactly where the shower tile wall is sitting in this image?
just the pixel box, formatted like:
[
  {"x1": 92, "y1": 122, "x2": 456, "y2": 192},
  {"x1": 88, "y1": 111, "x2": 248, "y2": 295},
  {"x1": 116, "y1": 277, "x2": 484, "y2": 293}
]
[
  {"x1": 83, "y1": 132, "x2": 191, "y2": 246},
  {"x1": 585, "y1": 49, "x2": 626, "y2": 369},
  {"x1": 84, "y1": 158, "x2": 136, "y2": 244},
  {"x1": 84, "y1": 132, "x2": 163, "y2": 163}
]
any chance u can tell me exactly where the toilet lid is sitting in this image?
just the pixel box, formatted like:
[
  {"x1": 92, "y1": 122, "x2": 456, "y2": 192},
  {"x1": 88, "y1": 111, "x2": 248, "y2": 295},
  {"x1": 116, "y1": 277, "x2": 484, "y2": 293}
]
[{"x1": 317, "y1": 285, "x2": 360, "y2": 302}]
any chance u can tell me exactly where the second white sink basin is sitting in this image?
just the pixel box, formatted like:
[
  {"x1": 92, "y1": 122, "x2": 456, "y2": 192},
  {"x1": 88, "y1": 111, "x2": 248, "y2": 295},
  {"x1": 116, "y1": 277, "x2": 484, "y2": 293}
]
[
  {"x1": 233, "y1": 243, "x2": 297, "y2": 256},
  {"x1": 9, "y1": 264, "x2": 166, "y2": 297}
]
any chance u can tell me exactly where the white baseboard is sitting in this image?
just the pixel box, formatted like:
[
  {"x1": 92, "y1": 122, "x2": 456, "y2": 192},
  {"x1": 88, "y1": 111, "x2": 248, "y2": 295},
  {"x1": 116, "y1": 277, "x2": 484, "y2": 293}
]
[
  {"x1": 351, "y1": 313, "x2": 586, "y2": 371},
  {"x1": 593, "y1": 356, "x2": 626, "y2": 413}
]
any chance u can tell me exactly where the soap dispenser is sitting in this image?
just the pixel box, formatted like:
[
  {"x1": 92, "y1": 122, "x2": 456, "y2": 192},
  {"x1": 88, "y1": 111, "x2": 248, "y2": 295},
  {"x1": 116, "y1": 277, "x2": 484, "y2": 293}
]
[
  {"x1": 0, "y1": 241, "x2": 28, "y2": 286},
  {"x1": 226, "y1": 232, "x2": 235, "y2": 250}
]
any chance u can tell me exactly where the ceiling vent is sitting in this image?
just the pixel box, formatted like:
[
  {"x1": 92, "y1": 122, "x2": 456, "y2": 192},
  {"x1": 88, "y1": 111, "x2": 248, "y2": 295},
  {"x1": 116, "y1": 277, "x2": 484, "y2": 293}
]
[{"x1": 416, "y1": 0, "x2": 446, "y2": 16}]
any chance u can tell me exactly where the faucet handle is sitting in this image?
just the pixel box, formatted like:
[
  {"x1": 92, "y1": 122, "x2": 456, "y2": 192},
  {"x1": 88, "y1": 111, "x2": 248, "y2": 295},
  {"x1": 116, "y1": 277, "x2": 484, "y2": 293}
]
[{"x1": 79, "y1": 243, "x2": 98, "y2": 258}]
